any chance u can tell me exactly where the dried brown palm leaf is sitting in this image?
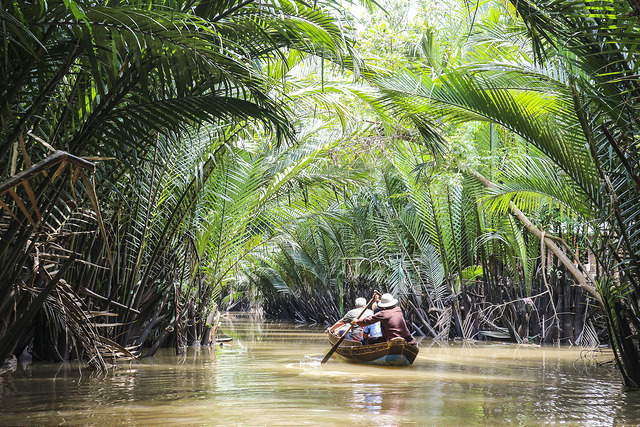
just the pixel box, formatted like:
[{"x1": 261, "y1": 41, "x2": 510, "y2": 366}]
[
  {"x1": 433, "y1": 306, "x2": 452, "y2": 341},
  {"x1": 28, "y1": 278, "x2": 139, "y2": 370}
]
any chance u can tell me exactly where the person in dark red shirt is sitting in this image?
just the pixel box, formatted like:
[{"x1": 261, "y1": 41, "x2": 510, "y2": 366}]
[{"x1": 352, "y1": 293, "x2": 415, "y2": 344}]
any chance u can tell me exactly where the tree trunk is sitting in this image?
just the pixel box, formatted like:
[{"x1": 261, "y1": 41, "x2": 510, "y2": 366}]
[{"x1": 470, "y1": 171, "x2": 602, "y2": 305}]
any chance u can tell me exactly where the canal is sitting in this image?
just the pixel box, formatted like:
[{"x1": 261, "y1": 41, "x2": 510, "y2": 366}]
[{"x1": 1, "y1": 315, "x2": 638, "y2": 426}]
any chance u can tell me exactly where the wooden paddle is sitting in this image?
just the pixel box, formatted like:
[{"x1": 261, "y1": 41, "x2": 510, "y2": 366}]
[{"x1": 321, "y1": 291, "x2": 380, "y2": 364}]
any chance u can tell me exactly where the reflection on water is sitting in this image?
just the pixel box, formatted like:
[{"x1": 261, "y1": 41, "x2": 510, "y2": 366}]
[{"x1": 1, "y1": 315, "x2": 639, "y2": 426}]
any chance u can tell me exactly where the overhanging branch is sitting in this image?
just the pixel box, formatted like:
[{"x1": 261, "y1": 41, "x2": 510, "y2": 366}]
[{"x1": 470, "y1": 170, "x2": 602, "y2": 306}]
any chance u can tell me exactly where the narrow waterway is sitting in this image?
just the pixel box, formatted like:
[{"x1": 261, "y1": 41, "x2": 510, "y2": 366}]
[{"x1": 1, "y1": 315, "x2": 639, "y2": 426}]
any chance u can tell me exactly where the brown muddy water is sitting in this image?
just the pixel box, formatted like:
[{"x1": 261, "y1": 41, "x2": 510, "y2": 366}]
[{"x1": 1, "y1": 315, "x2": 639, "y2": 426}]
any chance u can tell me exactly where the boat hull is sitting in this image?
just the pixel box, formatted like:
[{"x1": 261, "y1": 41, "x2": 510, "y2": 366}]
[{"x1": 327, "y1": 330, "x2": 419, "y2": 366}]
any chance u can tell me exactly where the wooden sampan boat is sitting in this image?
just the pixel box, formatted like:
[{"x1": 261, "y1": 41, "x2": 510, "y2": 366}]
[{"x1": 326, "y1": 322, "x2": 419, "y2": 366}]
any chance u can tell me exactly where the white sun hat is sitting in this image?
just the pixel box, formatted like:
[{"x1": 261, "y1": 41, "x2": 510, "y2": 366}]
[
  {"x1": 377, "y1": 293, "x2": 398, "y2": 308},
  {"x1": 355, "y1": 297, "x2": 367, "y2": 307}
]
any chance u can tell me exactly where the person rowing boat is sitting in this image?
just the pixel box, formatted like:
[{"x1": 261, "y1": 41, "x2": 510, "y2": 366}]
[
  {"x1": 351, "y1": 293, "x2": 415, "y2": 345},
  {"x1": 330, "y1": 297, "x2": 373, "y2": 341},
  {"x1": 323, "y1": 292, "x2": 419, "y2": 366}
]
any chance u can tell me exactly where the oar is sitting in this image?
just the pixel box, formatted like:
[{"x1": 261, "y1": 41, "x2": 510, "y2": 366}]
[{"x1": 321, "y1": 291, "x2": 380, "y2": 364}]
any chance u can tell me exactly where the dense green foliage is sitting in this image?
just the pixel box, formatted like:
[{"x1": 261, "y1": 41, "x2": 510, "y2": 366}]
[
  {"x1": 249, "y1": 0, "x2": 640, "y2": 386},
  {"x1": 2, "y1": 0, "x2": 640, "y2": 390},
  {"x1": 0, "y1": 0, "x2": 360, "y2": 366}
]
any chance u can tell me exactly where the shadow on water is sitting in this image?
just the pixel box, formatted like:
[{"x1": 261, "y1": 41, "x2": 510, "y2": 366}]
[{"x1": 1, "y1": 314, "x2": 640, "y2": 426}]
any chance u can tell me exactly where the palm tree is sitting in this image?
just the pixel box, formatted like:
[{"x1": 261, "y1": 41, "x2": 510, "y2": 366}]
[
  {"x1": 0, "y1": 0, "x2": 360, "y2": 366},
  {"x1": 248, "y1": 0, "x2": 588, "y2": 343},
  {"x1": 360, "y1": 0, "x2": 637, "y2": 384},
  {"x1": 506, "y1": 0, "x2": 640, "y2": 388}
]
